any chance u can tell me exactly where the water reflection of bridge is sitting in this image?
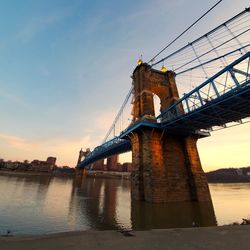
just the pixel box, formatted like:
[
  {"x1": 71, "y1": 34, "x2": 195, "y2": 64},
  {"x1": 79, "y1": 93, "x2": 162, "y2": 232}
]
[
  {"x1": 70, "y1": 176, "x2": 216, "y2": 230},
  {"x1": 70, "y1": 175, "x2": 130, "y2": 230}
]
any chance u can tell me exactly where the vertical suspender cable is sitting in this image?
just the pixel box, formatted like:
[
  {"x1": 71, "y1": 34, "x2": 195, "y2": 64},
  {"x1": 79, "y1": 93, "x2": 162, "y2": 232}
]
[{"x1": 148, "y1": 0, "x2": 223, "y2": 64}]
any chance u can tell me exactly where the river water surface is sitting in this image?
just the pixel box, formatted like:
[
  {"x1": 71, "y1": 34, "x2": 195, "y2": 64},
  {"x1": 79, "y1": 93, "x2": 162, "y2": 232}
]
[{"x1": 0, "y1": 174, "x2": 249, "y2": 235}]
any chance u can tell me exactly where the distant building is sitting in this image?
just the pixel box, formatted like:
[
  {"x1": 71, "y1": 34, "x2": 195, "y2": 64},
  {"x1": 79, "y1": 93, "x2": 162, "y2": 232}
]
[
  {"x1": 122, "y1": 163, "x2": 132, "y2": 172},
  {"x1": 46, "y1": 157, "x2": 57, "y2": 165},
  {"x1": 91, "y1": 159, "x2": 104, "y2": 171},
  {"x1": 236, "y1": 169, "x2": 243, "y2": 176},
  {"x1": 76, "y1": 148, "x2": 90, "y2": 166},
  {"x1": 0, "y1": 159, "x2": 4, "y2": 168},
  {"x1": 4, "y1": 161, "x2": 19, "y2": 170},
  {"x1": 53, "y1": 166, "x2": 75, "y2": 175},
  {"x1": 30, "y1": 157, "x2": 56, "y2": 172}
]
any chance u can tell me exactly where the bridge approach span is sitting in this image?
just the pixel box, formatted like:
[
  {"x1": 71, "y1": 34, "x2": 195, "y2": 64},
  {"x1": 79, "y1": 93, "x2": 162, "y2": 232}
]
[{"x1": 78, "y1": 52, "x2": 250, "y2": 169}]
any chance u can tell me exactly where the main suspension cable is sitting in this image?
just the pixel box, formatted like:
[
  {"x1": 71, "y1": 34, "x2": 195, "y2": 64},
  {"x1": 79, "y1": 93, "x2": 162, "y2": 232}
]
[
  {"x1": 102, "y1": 86, "x2": 133, "y2": 143},
  {"x1": 148, "y1": 0, "x2": 223, "y2": 64},
  {"x1": 151, "y1": 6, "x2": 250, "y2": 67}
]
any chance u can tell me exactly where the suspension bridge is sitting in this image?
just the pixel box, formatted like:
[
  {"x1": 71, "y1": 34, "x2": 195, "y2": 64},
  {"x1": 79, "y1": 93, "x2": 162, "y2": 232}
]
[{"x1": 76, "y1": 7, "x2": 250, "y2": 203}]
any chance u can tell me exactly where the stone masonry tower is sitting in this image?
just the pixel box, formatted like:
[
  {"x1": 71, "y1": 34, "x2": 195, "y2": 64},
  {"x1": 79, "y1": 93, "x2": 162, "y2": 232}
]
[
  {"x1": 76, "y1": 148, "x2": 90, "y2": 166},
  {"x1": 129, "y1": 63, "x2": 212, "y2": 203}
]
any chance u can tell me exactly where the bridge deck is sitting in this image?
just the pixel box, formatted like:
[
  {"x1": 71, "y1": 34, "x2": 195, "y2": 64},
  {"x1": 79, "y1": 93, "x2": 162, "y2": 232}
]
[
  {"x1": 161, "y1": 82, "x2": 250, "y2": 132},
  {"x1": 78, "y1": 139, "x2": 131, "y2": 168},
  {"x1": 78, "y1": 52, "x2": 250, "y2": 169}
]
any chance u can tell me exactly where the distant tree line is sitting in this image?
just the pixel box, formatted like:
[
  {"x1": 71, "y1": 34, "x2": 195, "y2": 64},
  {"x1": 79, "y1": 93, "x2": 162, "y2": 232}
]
[{"x1": 206, "y1": 167, "x2": 250, "y2": 183}]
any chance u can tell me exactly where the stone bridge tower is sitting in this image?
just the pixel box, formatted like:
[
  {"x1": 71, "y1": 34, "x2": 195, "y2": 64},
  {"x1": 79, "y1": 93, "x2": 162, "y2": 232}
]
[
  {"x1": 128, "y1": 63, "x2": 212, "y2": 203},
  {"x1": 76, "y1": 148, "x2": 90, "y2": 167}
]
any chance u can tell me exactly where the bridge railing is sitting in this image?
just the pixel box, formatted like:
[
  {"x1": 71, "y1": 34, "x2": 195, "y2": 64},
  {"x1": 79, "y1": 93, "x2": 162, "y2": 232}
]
[
  {"x1": 157, "y1": 51, "x2": 250, "y2": 123},
  {"x1": 84, "y1": 137, "x2": 121, "y2": 160},
  {"x1": 79, "y1": 137, "x2": 129, "y2": 168}
]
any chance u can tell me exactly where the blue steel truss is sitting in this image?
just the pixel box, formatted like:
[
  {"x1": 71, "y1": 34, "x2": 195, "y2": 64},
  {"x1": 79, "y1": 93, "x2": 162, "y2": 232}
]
[
  {"x1": 78, "y1": 52, "x2": 250, "y2": 169},
  {"x1": 79, "y1": 137, "x2": 131, "y2": 168},
  {"x1": 157, "y1": 51, "x2": 250, "y2": 131}
]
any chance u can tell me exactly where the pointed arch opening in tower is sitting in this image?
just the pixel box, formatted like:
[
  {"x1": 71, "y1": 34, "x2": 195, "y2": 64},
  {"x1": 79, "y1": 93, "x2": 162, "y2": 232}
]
[{"x1": 153, "y1": 94, "x2": 161, "y2": 118}]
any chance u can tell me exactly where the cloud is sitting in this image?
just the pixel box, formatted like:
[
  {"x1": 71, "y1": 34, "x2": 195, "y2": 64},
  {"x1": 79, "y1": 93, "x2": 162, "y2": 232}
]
[
  {"x1": 1, "y1": 0, "x2": 249, "y2": 169},
  {"x1": 17, "y1": 6, "x2": 75, "y2": 42},
  {"x1": 0, "y1": 132, "x2": 92, "y2": 167},
  {"x1": 0, "y1": 88, "x2": 31, "y2": 109},
  {"x1": 0, "y1": 133, "x2": 37, "y2": 149},
  {"x1": 94, "y1": 110, "x2": 117, "y2": 133}
]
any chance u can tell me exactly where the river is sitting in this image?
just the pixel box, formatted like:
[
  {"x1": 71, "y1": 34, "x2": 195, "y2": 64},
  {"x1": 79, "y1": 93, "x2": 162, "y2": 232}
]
[{"x1": 0, "y1": 174, "x2": 249, "y2": 235}]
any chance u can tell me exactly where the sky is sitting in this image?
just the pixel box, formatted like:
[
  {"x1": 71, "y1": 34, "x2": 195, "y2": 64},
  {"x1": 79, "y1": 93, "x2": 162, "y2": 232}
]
[{"x1": 0, "y1": 0, "x2": 249, "y2": 170}]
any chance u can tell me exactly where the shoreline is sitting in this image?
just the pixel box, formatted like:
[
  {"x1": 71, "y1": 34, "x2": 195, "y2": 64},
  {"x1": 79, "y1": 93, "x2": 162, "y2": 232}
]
[
  {"x1": 1, "y1": 225, "x2": 250, "y2": 250},
  {"x1": 0, "y1": 170, "x2": 74, "y2": 178},
  {"x1": 85, "y1": 170, "x2": 131, "y2": 179},
  {"x1": 1, "y1": 169, "x2": 250, "y2": 183},
  {"x1": 0, "y1": 170, "x2": 52, "y2": 177}
]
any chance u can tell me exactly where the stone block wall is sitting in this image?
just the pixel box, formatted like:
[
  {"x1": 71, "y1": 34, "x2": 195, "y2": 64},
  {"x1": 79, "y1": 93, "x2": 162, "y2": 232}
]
[
  {"x1": 92, "y1": 159, "x2": 104, "y2": 171},
  {"x1": 130, "y1": 128, "x2": 212, "y2": 203},
  {"x1": 107, "y1": 155, "x2": 119, "y2": 171}
]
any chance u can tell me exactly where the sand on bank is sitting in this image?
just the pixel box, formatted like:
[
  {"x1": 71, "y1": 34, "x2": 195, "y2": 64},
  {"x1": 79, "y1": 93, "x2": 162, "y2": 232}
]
[{"x1": 0, "y1": 225, "x2": 250, "y2": 250}]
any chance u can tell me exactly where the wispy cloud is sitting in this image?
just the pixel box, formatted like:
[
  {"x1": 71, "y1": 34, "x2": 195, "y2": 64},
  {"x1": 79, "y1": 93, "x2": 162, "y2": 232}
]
[
  {"x1": 17, "y1": 6, "x2": 75, "y2": 43},
  {"x1": 0, "y1": 132, "x2": 92, "y2": 166},
  {"x1": 0, "y1": 88, "x2": 31, "y2": 109},
  {"x1": 0, "y1": 133, "x2": 37, "y2": 149}
]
